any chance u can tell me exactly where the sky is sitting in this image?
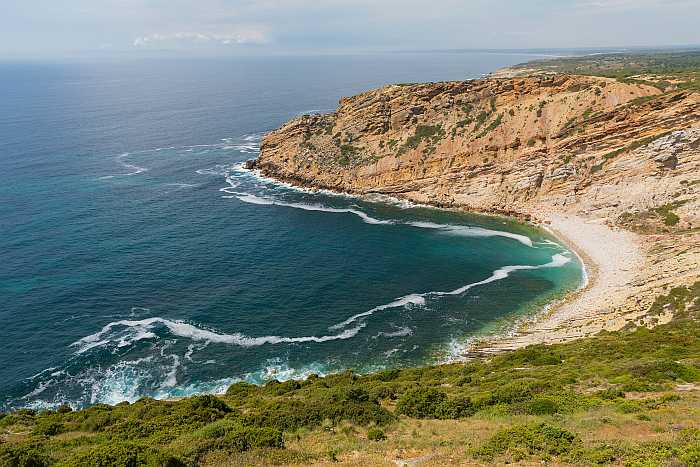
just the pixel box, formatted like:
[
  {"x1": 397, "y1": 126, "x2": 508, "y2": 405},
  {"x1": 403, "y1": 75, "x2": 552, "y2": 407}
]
[{"x1": 1, "y1": 0, "x2": 699, "y2": 58}]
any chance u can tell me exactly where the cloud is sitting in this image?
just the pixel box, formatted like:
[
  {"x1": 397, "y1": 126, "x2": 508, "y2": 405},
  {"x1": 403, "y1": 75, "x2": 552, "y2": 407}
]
[{"x1": 133, "y1": 28, "x2": 269, "y2": 47}]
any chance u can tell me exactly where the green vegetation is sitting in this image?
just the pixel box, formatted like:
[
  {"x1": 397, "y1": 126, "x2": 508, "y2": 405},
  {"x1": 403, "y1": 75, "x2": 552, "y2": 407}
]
[
  {"x1": 366, "y1": 428, "x2": 385, "y2": 441},
  {"x1": 3, "y1": 290, "x2": 700, "y2": 465},
  {"x1": 397, "y1": 124, "x2": 445, "y2": 155},
  {"x1": 475, "y1": 114, "x2": 503, "y2": 139},
  {"x1": 619, "y1": 200, "x2": 690, "y2": 233},
  {"x1": 473, "y1": 423, "x2": 580, "y2": 462},
  {"x1": 513, "y1": 50, "x2": 700, "y2": 93},
  {"x1": 653, "y1": 200, "x2": 687, "y2": 226},
  {"x1": 474, "y1": 110, "x2": 490, "y2": 129},
  {"x1": 338, "y1": 144, "x2": 360, "y2": 166},
  {"x1": 536, "y1": 100, "x2": 546, "y2": 118}
]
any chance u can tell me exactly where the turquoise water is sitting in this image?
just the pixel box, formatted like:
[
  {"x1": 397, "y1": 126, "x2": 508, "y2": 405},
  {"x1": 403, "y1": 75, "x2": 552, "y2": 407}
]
[{"x1": 0, "y1": 54, "x2": 582, "y2": 410}]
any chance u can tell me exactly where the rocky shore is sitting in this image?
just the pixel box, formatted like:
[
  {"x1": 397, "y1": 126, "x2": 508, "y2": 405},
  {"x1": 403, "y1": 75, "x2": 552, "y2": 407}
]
[{"x1": 253, "y1": 73, "x2": 700, "y2": 353}]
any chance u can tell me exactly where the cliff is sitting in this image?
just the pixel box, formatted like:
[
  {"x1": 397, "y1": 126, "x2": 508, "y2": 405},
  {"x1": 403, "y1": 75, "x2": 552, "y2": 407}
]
[{"x1": 256, "y1": 74, "x2": 700, "y2": 345}]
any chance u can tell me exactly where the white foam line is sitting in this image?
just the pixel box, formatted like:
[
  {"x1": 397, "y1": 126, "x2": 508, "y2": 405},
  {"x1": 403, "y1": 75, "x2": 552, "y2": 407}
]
[
  {"x1": 407, "y1": 221, "x2": 533, "y2": 247},
  {"x1": 235, "y1": 193, "x2": 394, "y2": 225},
  {"x1": 99, "y1": 153, "x2": 148, "y2": 180},
  {"x1": 234, "y1": 193, "x2": 532, "y2": 244},
  {"x1": 330, "y1": 254, "x2": 570, "y2": 331},
  {"x1": 71, "y1": 317, "x2": 367, "y2": 354}
]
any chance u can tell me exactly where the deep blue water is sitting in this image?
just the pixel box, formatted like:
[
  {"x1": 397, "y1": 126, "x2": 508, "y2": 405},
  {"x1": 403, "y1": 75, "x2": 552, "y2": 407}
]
[{"x1": 0, "y1": 53, "x2": 582, "y2": 410}]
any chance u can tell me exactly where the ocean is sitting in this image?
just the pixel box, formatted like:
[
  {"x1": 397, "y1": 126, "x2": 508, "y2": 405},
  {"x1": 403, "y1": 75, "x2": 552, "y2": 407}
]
[{"x1": 0, "y1": 52, "x2": 583, "y2": 410}]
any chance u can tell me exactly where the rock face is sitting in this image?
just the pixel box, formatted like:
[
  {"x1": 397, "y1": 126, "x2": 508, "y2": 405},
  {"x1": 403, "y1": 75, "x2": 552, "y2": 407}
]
[
  {"x1": 257, "y1": 74, "x2": 700, "y2": 344},
  {"x1": 258, "y1": 75, "x2": 698, "y2": 218}
]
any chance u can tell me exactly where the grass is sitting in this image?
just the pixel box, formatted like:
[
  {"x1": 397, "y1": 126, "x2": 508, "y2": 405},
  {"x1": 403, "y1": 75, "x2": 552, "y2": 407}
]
[{"x1": 2, "y1": 287, "x2": 700, "y2": 465}]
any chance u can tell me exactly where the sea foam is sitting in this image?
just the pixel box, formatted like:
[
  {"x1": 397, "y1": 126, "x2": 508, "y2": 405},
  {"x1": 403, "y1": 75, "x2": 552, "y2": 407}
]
[
  {"x1": 71, "y1": 317, "x2": 367, "y2": 354},
  {"x1": 329, "y1": 253, "x2": 571, "y2": 330},
  {"x1": 234, "y1": 193, "x2": 535, "y2": 244}
]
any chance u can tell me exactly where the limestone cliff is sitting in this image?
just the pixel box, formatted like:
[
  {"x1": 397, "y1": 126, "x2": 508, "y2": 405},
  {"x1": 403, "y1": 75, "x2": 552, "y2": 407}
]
[{"x1": 255, "y1": 74, "x2": 700, "y2": 344}]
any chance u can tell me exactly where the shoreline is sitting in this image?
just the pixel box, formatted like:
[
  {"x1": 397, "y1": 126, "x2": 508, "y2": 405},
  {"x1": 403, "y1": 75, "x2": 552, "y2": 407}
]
[
  {"x1": 252, "y1": 164, "x2": 645, "y2": 355},
  {"x1": 468, "y1": 212, "x2": 645, "y2": 354}
]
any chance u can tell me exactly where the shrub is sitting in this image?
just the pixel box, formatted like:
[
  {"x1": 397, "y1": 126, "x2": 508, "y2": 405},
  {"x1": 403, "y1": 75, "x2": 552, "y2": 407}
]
[
  {"x1": 631, "y1": 360, "x2": 700, "y2": 382},
  {"x1": 367, "y1": 428, "x2": 386, "y2": 441},
  {"x1": 242, "y1": 398, "x2": 393, "y2": 431},
  {"x1": 500, "y1": 345, "x2": 561, "y2": 366},
  {"x1": 226, "y1": 382, "x2": 256, "y2": 399},
  {"x1": 0, "y1": 442, "x2": 50, "y2": 467},
  {"x1": 370, "y1": 368, "x2": 401, "y2": 382},
  {"x1": 473, "y1": 423, "x2": 580, "y2": 461},
  {"x1": 344, "y1": 387, "x2": 370, "y2": 402},
  {"x1": 32, "y1": 418, "x2": 65, "y2": 436},
  {"x1": 596, "y1": 388, "x2": 626, "y2": 400},
  {"x1": 263, "y1": 380, "x2": 301, "y2": 396},
  {"x1": 526, "y1": 397, "x2": 559, "y2": 415},
  {"x1": 57, "y1": 442, "x2": 183, "y2": 467},
  {"x1": 396, "y1": 388, "x2": 473, "y2": 419},
  {"x1": 488, "y1": 381, "x2": 548, "y2": 405},
  {"x1": 398, "y1": 125, "x2": 445, "y2": 154},
  {"x1": 396, "y1": 387, "x2": 447, "y2": 418}
]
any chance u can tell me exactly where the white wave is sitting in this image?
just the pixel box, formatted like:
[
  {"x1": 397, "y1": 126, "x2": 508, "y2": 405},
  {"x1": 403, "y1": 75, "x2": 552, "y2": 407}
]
[
  {"x1": 28, "y1": 366, "x2": 58, "y2": 380},
  {"x1": 330, "y1": 254, "x2": 570, "y2": 330},
  {"x1": 236, "y1": 193, "x2": 276, "y2": 205},
  {"x1": 160, "y1": 355, "x2": 180, "y2": 389},
  {"x1": 434, "y1": 254, "x2": 570, "y2": 296},
  {"x1": 184, "y1": 342, "x2": 209, "y2": 361},
  {"x1": 229, "y1": 176, "x2": 534, "y2": 246},
  {"x1": 407, "y1": 221, "x2": 533, "y2": 247},
  {"x1": 218, "y1": 175, "x2": 242, "y2": 193},
  {"x1": 244, "y1": 358, "x2": 328, "y2": 384},
  {"x1": 71, "y1": 317, "x2": 366, "y2": 354},
  {"x1": 99, "y1": 153, "x2": 148, "y2": 180},
  {"x1": 220, "y1": 134, "x2": 262, "y2": 153},
  {"x1": 163, "y1": 183, "x2": 198, "y2": 189},
  {"x1": 234, "y1": 194, "x2": 393, "y2": 225},
  {"x1": 329, "y1": 294, "x2": 425, "y2": 331},
  {"x1": 372, "y1": 326, "x2": 414, "y2": 339}
]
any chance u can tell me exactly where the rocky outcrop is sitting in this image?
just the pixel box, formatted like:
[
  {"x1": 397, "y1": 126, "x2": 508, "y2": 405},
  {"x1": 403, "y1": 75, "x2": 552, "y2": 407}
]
[{"x1": 259, "y1": 75, "x2": 698, "y2": 215}]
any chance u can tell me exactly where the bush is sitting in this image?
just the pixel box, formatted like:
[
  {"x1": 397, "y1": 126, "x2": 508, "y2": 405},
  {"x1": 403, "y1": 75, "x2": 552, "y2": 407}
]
[
  {"x1": 0, "y1": 442, "x2": 50, "y2": 467},
  {"x1": 396, "y1": 388, "x2": 473, "y2": 419},
  {"x1": 596, "y1": 388, "x2": 626, "y2": 400},
  {"x1": 367, "y1": 428, "x2": 386, "y2": 441},
  {"x1": 396, "y1": 387, "x2": 447, "y2": 418},
  {"x1": 368, "y1": 368, "x2": 401, "y2": 382},
  {"x1": 171, "y1": 420, "x2": 283, "y2": 461},
  {"x1": 344, "y1": 387, "x2": 370, "y2": 402},
  {"x1": 631, "y1": 360, "x2": 700, "y2": 382},
  {"x1": 32, "y1": 418, "x2": 65, "y2": 436},
  {"x1": 526, "y1": 397, "x2": 559, "y2": 415},
  {"x1": 502, "y1": 345, "x2": 562, "y2": 366},
  {"x1": 474, "y1": 423, "x2": 580, "y2": 461},
  {"x1": 488, "y1": 381, "x2": 548, "y2": 405},
  {"x1": 58, "y1": 442, "x2": 183, "y2": 467},
  {"x1": 242, "y1": 398, "x2": 393, "y2": 431},
  {"x1": 226, "y1": 381, "x2": 256, "y2": 399}
]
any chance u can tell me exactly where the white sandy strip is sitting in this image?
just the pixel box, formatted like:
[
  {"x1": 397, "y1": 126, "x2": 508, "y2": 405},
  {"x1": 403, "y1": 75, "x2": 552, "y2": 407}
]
[{"x1": 475, "y1": 213, "x2": 645, "y2": 352}]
